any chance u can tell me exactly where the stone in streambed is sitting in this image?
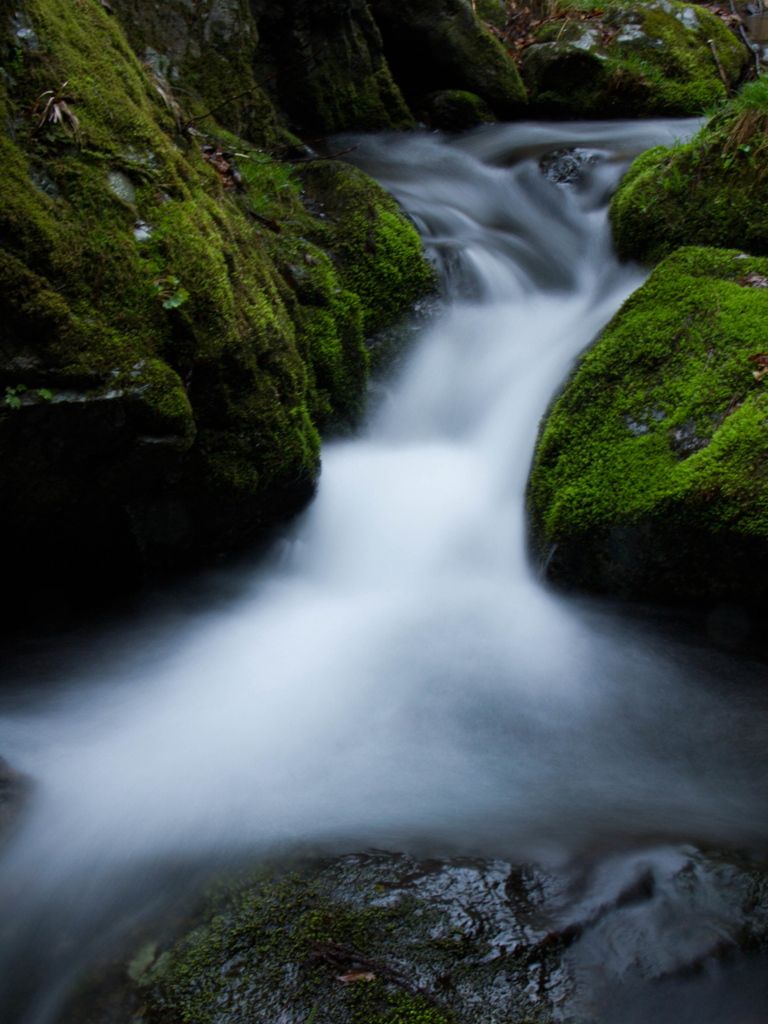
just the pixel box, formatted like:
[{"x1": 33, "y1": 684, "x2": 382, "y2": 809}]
[{"x1": 529, "y1": 247, "x2": 768, "y2": 605}]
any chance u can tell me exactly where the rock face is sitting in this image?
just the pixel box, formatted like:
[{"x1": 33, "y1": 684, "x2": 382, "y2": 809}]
[
  {"x1": 529, "y1": 247, "x2": 768, "y2": 605},
  {"x1": 250, "y1": 0, "x2": 415, "y2": 136},
  {"x1": 369, "y1": 0, "x2": 527, "y2": 120},
  {"x1": 611, "y1": 76, "x2": 768, "y2": 265},
  {"x1": 521, "y1": 0, "x2": 750, "y2": 118},
  {"x1": 92, "y1": 847, "x2": 768, "y2": 1024},
  {"x1": 110, "y1": 0, "x2": 526, "y2": 139},
  {"x1": 0, "y1": 0, "x2": 434, "y2": 608}
]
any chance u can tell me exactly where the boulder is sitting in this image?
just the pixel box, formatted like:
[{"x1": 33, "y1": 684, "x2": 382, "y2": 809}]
[
  {"x1": 116, "y1": 848, "x2": 768, "y2": 1024},
  {"x1": 522, "y1": 0, "x2": 751, "y2": 118},
  {"x1": 249, "y1": 0, "x2": 415, "y2": 136},
  {"x1": 529, "y1": 247, "x2": 768, "y2": 605},
  {"x1": 415, "y1": 88, "x2": 496, "y2": 131},
  {"x1": 0, "y1": 0, "x2": 434, "y2": 611},
  {"x1": 368, "y1": 0, "x2": 528, "y2": 119},
  {"x1": 611, "y1": 75, "x2": 768, "y2": 264}
]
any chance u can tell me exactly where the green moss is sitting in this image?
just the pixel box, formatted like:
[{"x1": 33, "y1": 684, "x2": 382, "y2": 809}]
[
  {"x1": 528, "y1": 247, "x2": 768, "y2": 598},
  {"x1": 298, "y1": 162, "x2": 437, "y2": 340},
  {"x1": 0, "y1": 0, "x2": 433, "y2": 575},
  {"x1": 611, "y1": 74, "x2": 768, "y2": 264},
  {"x1": 522, "y1": 0, "x2": 750, "y2": 119},
  {"x1": 418, "y1": 89, "x2": 496, "y2": 131},
  {"x1": 144, "y1": 855, "x2": 552, "y2": 1024}
]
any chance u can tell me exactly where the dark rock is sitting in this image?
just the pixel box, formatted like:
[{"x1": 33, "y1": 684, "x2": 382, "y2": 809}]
[
  {"x1": 368, "y1": 0, "x2": 527, "y2": 119},
  {"x1": 539, "y1": 148, "x2": 598, "y2": 186},
  {"x1": 250, "y1": 0, "x2": 415, "y2": 136},
  {"x1": 416, "y1": 89, "x2": 496, "y2": 132},
  {"x1": 123, "y1": 847, "x2": 768, "y2": 1024}
]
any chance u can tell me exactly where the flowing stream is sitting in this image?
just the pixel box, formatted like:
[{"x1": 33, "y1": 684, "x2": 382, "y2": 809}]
[{"x1": 2, "y1": 121, "x2": 768, "y2": 1023}]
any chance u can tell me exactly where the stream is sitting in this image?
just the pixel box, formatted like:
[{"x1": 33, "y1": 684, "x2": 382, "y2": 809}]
[{"x1": 2, "y1": 120, "x2": 768, "y2": 1023}]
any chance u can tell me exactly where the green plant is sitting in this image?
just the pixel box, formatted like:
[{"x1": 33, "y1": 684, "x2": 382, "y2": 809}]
[
  {"x1": 152, "y1": 274, "x2": 189, "y2": 309},
  {"x1": 4, "y1": 386, "x2": 54, "y2": 408},
  {"x1": 30, "y1": 80, "x2": 81, "y2": 144},
  {"x1": 4, "y1": 385, "x2": 26, "y2": 409}
]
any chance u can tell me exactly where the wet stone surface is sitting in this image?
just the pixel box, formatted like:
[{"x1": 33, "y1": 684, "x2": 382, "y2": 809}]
[
  {"x1": 539, "y1": 150, "x2": 598, "y2": 187},
  {"x1": 126, "y1": 847, "x2": 768, "y2": 1024}
]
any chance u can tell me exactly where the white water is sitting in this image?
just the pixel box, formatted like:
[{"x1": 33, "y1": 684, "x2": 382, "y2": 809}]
[{"x1": 2, "y1": 121, "x2": 768, "y2": 1022}]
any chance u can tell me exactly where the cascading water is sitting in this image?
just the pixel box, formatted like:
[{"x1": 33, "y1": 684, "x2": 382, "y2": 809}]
[{"x1": 2, "y1": 120, "x2": 768, "y2": 1023}]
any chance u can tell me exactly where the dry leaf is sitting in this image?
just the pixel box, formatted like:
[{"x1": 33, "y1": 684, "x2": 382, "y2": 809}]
[
  {"x1": 336, "y1": 970, "x2": 376, "y2": 984},
  {"x1": 748, "y1": 353, "x2": 768, "y2": 381}
]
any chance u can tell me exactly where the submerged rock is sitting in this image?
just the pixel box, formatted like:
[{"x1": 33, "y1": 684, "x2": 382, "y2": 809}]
[
  {"x1": 529, "y1": 246, "x2": 768, "y2": 605},
  {"x1": 521, "y1": 0, "x2": 750, "y2": 118}
]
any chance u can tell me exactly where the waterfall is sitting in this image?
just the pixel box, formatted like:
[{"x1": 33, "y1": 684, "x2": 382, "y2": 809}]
[{"x1": 2, "y1": 120, "x2": 768, "y2": 1023}]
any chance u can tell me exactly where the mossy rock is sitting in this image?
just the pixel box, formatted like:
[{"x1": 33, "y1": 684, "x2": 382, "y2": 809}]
[
  {"x1": 522, "y1": 0, "x2": 750, "y2": 118},
  {"x1": 529, "y1": 247, "x2": 768, "y2": 605},
  {"x1": 368, "y1": 0, "x2": 528, "y2": 119},
  {"x1": 249, "y1": 0, "x2": 415, "y2": 137},
  {"x1": 0, "y1": 0, "x2": 433, "y2": 611},
  {"x1": 138, "y1": 853, "x2": 559, "y2": 1024},
  {"x1": 415, "y1": 89, "x2": 496, "y2": 131},
  {"x1": 611, "y1": 74, "x2": 768, "y2": 264}
]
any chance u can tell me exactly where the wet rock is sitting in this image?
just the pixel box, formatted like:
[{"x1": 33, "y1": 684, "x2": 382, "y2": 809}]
[
  {"x1": 130, "y1": 846, "x2": 768, "y2": 1024},
  {"x1": 529, "y1": 246, "x2": 768, "y2": 606},
  {"x1": 539, "y1": 149, "x2": 598, "y2": 186}
]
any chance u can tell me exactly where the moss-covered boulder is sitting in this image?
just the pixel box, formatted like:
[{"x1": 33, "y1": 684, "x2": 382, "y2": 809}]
[
  {"x1": 0, "y1": 0, "x2": 433, "y2": 609},
  {"x1": 521, "y1": 0, "x2": 750, "y2": 118},
  {"x1": 529, "y1": 247, "x2": 768, "y2": 605},
  {"x1": 132, "y1": 853, "x2": 565, "y2": 1024},
  {"x1": 611, "y1": 75, "x2": 768, "y2": 264},
  {"x1": 415, "y1": 89, "x2": 496, "y2": 131},
  {"x1": 368, "y1": 0, "x2": 528, "y2": 119},
  {"x1": 249, "y1": 0, "x2": 416, "y2": 137},
  {"x1": 61, "y1": 848, "x2": 768, "y2": 1024},
  {"x1": 108, "y1": 0, "x2": 414, "y2": 141}
]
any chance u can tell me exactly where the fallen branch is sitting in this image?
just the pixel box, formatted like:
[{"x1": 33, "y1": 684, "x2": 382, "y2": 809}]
[{"x1": 708, "y1": 38, "x2": 733, "y2": 96}]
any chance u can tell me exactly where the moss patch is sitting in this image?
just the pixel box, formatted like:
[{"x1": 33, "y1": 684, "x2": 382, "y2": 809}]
[
  {"x1": 611, "y1": 73, "x2": 768, "y2": 264},
  {"x1": 529, "y1": 247, "x2": 768, "y2": 603},
  {"x1": 522, "y1": 0, "x2": 750, "y2": 119},
  {"x1": 0, "y1": 0, "x2": 433, "y2": 602},
  {"x1": 143, "y1": 854, "x2": 556, "y2": 1024}
]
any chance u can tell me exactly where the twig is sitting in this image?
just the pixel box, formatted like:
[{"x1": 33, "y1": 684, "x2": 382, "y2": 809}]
[
  {"x1": 708, "y1": 38, "x2": 733, "y2": 96},
  {"x1": 310, "y1": 940, "x2": 436, "y2": 1003},
  {"x1": 727, "y1": 0, "x2": 762, "y2": 75},
  {"x1": 288, "y1": 143, "x2": 361, "y2": 163}
]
